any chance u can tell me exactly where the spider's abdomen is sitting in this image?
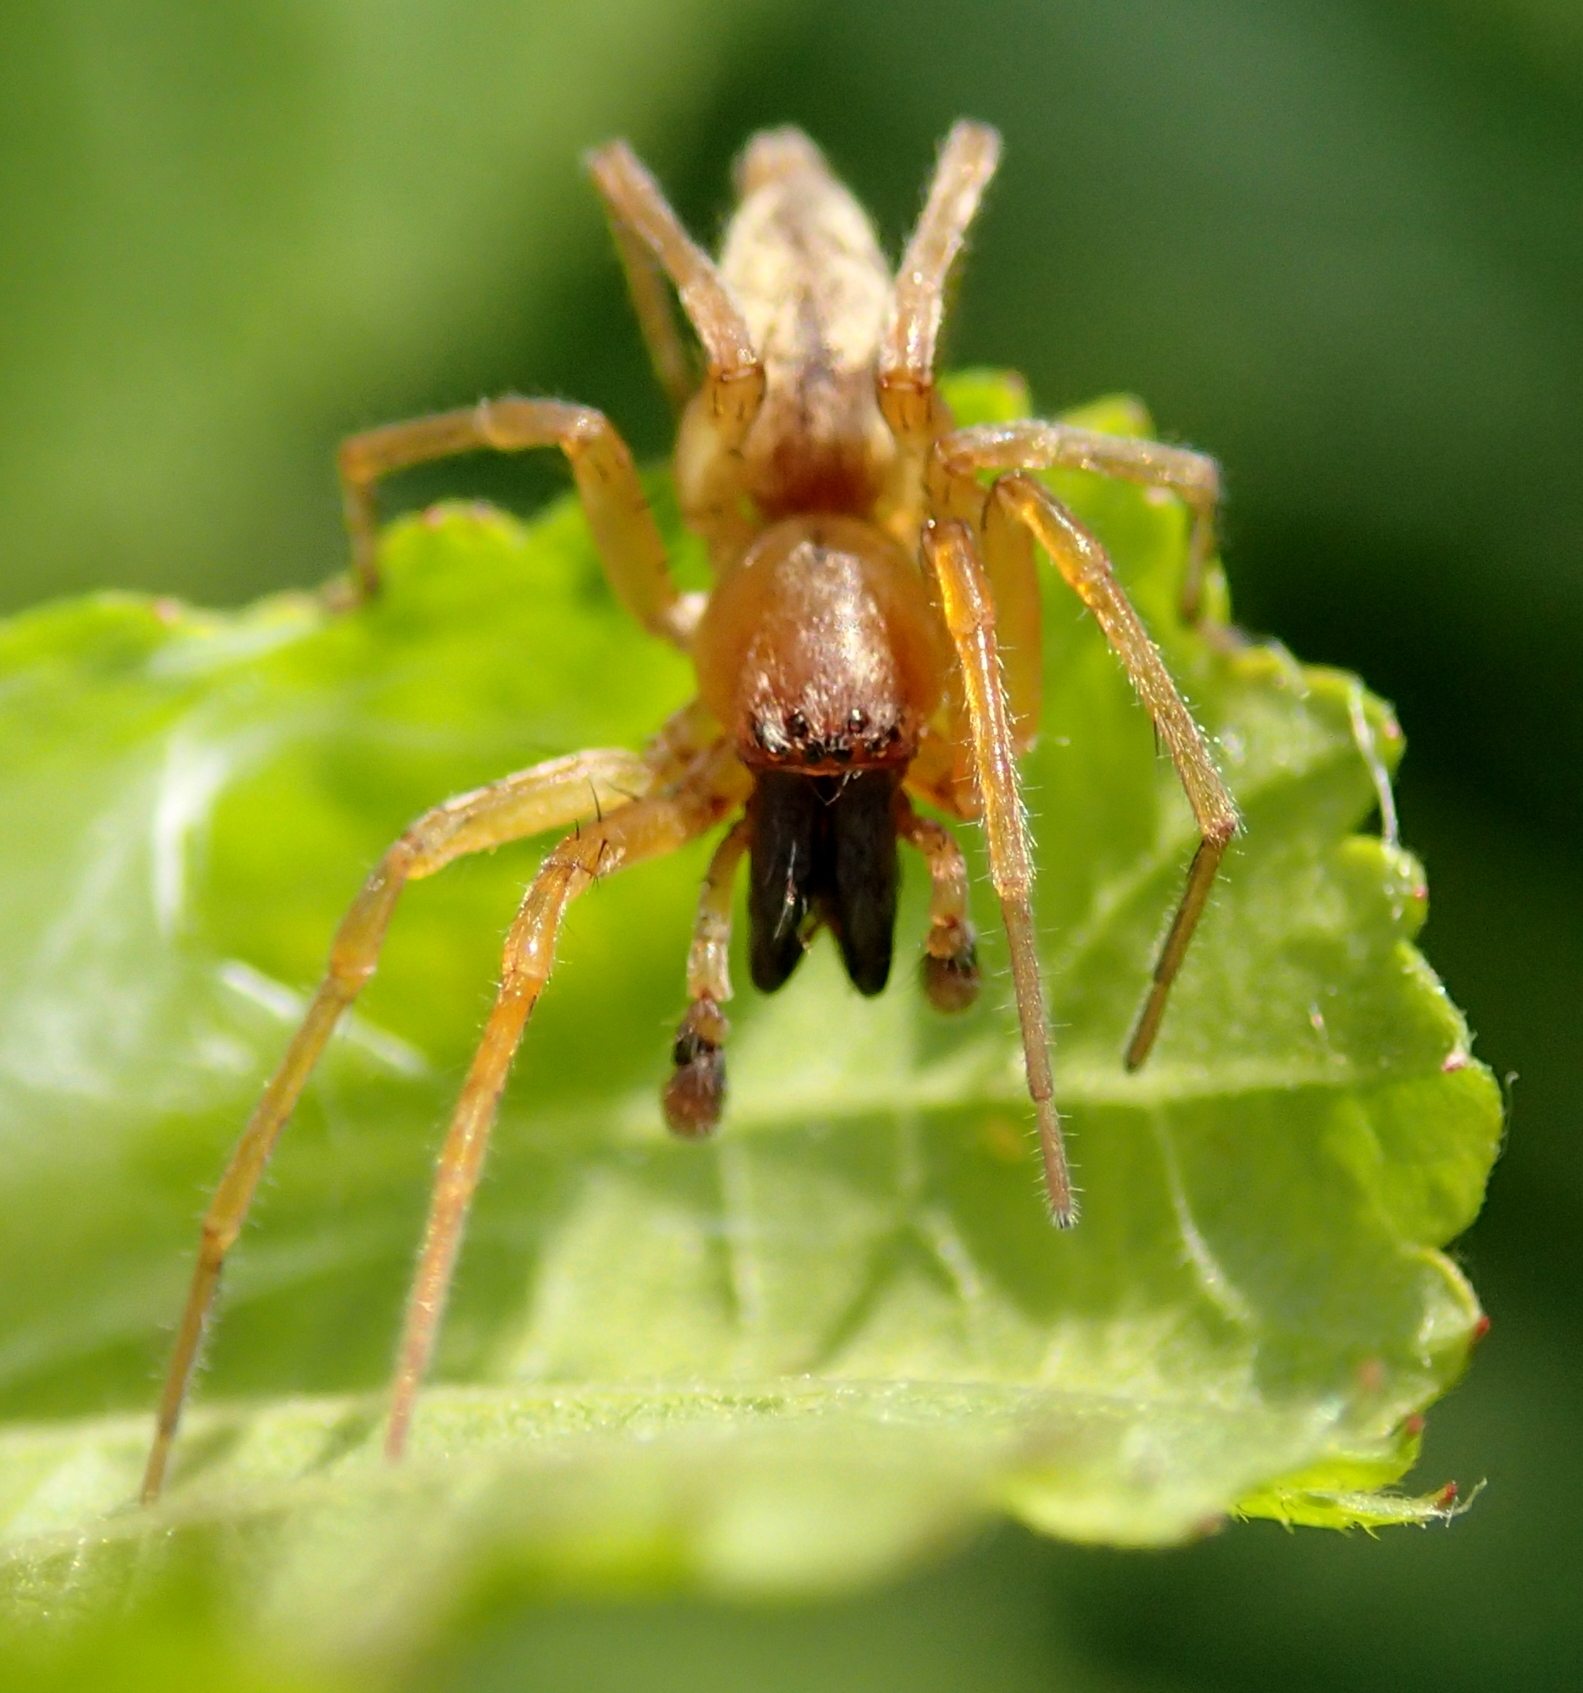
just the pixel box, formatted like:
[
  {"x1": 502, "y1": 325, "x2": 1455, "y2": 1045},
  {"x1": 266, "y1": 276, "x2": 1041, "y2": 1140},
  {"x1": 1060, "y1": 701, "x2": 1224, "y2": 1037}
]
[
  {"x1": 748, "y1": 767, "x2": 900, "y2": 997},
  {"x1": 717, "y1": 129, "x2": 897, "y2": 519}
]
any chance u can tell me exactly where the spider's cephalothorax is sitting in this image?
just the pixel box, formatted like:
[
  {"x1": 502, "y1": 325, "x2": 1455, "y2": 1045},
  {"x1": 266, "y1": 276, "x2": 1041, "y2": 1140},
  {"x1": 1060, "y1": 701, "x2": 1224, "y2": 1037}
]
[
  {"x1": 144, "y1": 122, "x2": 1240, "y2": 1503},
  {"x1": 691, "y1": 508, "x2": 955, "y2": 1006}
]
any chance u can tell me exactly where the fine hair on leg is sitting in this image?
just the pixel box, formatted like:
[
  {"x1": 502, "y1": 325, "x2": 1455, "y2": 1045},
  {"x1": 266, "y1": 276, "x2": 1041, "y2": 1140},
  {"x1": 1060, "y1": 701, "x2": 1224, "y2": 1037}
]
[
  {"x1": 384, "y1": 751, "x2": 744, "y2": 1458},
  {"x1": 934, "y1": 418, "x2": 1223, "y2": 622},
  {"x1": 922, "y1": 519, "x2": 1075, "y2": 1226},
  {"x1": 585, "y1": 141, "x2": 765, "y2": 438},
  {"x1": 879, "y1": 121, "x2": 1001, "y2": 453},
  {"x1": 337, "y1": 398, "x2": 695, "y2": 644},
  {"x1": 140, "y1": 748, "x2": 654, "y2": 1503},
  {"x1": 989, "y1": 474, "x2": 1239, "y2": 1067}
]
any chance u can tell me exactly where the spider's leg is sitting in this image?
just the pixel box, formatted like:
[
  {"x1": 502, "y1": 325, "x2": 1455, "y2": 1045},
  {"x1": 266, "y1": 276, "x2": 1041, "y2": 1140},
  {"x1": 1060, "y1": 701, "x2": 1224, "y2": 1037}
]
[
  {"x1": 662, "y1": 815, "x2": 751, "y2": 1138},
  {"x1": 586, "y1": 142, "x2": 764, "y2": 443},
  {"x1": 600, "y1": 184, "x2": 697, "y2": 417},
  {"x1": 895, "y1": 792, "x2": 981, "y2": 1013},
  {"x1": 644, "y1": 697, "x2": 728, "y2": 785},
  {"x1": 936, "y1": 419, "x2": 1224, "y2": 622},
  {"x1": 922, "y1": 520, "x2": 1073, "y2": 1225},
  {"x1": 586, "y1": 142, "x2": 766, "y2": 562},
  {"x1": 904, "y1": 487, "x2": 1041, "y2": 821},
  {"x1": 385, "y1": 746, "x2": 747, "y2": 1459},
  {"x1": 990, "y1": 474, "x2": 1240, "y2": 1069},
  {"x1": 337, "y1": 399, "x2": 696, "y2": 645},
  {"x1": 878, "y1": 121, "x2": 1001, "y2": 457},
  {"x1": 140, "y1": 749, "x2": 652, "y2": 1505}
]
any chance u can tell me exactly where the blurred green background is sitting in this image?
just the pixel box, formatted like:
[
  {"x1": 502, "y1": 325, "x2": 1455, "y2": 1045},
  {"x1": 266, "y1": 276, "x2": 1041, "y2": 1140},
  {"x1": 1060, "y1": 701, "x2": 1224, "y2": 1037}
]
[{"x1": 2, "y1": 0, "x2": 1578, "y2": 1687}]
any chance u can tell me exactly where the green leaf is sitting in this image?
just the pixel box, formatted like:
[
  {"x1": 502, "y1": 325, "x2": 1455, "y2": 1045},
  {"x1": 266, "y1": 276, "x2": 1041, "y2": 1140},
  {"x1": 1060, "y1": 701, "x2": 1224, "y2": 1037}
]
[{"x1": 0, "y1": 375, "x2": 1497, "y2": 1652}]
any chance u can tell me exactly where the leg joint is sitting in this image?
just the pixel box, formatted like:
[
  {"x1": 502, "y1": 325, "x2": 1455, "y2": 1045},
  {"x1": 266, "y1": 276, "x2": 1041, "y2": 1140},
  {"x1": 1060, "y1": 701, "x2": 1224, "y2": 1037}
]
[
  {"x1": 925, "y1": 435, "x2": 988, "y2": 523},
  {"x1": 200, "y1": 1216, "x2": 239, "y2": 1261},
  {"x1": 337, "y1": 435, "x2": 374, "y2": 480},
  {"x1": 1206, "y1": 813, "x2": 1239, "y2": 850}
]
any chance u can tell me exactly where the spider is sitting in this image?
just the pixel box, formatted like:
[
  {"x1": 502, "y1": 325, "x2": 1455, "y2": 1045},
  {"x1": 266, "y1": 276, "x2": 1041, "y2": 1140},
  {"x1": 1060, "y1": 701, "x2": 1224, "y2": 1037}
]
[{"x1": 141, "y1": 120, "x2": 1238, "y2": 1503}]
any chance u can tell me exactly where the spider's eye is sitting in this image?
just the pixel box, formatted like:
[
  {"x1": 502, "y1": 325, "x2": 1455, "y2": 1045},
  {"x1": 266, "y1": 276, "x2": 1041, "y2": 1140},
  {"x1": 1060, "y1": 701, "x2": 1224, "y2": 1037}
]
[{"x1": 786, "y1": 708, "x2": 810, "y2": 740}]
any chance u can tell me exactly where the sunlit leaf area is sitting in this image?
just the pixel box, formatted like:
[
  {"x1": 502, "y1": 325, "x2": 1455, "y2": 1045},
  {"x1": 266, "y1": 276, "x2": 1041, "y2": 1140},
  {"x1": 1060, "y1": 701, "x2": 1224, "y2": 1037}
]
[{"x1": 3, "y1": 3, "x2": 1577, "y2": 1688}]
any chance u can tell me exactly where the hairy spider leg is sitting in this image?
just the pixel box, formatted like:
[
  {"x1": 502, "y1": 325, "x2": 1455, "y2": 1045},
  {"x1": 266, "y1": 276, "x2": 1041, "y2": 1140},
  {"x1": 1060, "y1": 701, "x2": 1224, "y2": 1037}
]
[
  {"x1": 337, "y1": 399, "x2": 695, "y2": 644},
  {"x1": 586, "y1": 141, "x2": 763, "y2": 431},
  {"x1": 385, "y1": 747, "x2": 746, "y2": 1457},
  {"x1": 938, "y1": 419, "x2": 1224, "y2": 623},
  {"x1": 643, "y1": 698, "x2": 729, "y2": 784},
  {"x1": 597, "y1": 181, "x2": 698, "y2": 418},
  {"x1": 922, "y1": 520, "x2": 1074, "y2": 1226},
  {"x1": 878, "y1": 120, "x2": 1001, "y2": 463},
  {"x1": 899, "y1": 479, "x2": 1042, "y2": 821},
  {"x1": 869, "y1": 122, "x2": 1034, "y2": 820},
  {"x1": 140, "y1": 749, "x2": 654, "y2": 1503},
  {"x1": 596, "y1": 130, "x2": 815, "y2": 419},
  {"x1": 587, "y1": 141, "x2": 766, "y2": 558},
  {"x1": 921, "y1": 443, "x2": 1042, "y2": 768},
  {"x1": 986, "y1": 471, "x2": 1240, "y2": 1068},
  {"x1": 663, "y1": 816, "x2": 751, "y2": 1138}
]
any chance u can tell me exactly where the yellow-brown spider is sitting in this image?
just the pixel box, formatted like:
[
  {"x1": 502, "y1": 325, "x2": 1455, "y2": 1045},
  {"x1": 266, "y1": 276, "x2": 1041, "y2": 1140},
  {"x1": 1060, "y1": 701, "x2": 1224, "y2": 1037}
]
[{"x1": 142, "y1": 121, "x2": 1239, "y2": 1503}]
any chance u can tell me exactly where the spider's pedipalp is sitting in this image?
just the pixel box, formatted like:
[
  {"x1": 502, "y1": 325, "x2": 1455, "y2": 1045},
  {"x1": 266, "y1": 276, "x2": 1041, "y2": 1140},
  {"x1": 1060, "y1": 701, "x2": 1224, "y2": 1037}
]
[
  {"x1": 895, "y1": 792, "x2": 982, "y2": 1014},
  {"x1": 663, "y1": 817, "x2": 751, "y2": 1139}
]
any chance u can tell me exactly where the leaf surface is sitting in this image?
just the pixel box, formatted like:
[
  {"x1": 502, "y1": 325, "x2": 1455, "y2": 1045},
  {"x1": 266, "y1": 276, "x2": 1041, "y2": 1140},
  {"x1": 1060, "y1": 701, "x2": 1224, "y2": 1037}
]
[{"x1": 0, "y1": 378, "x2": 1497, "y2": 1646}]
